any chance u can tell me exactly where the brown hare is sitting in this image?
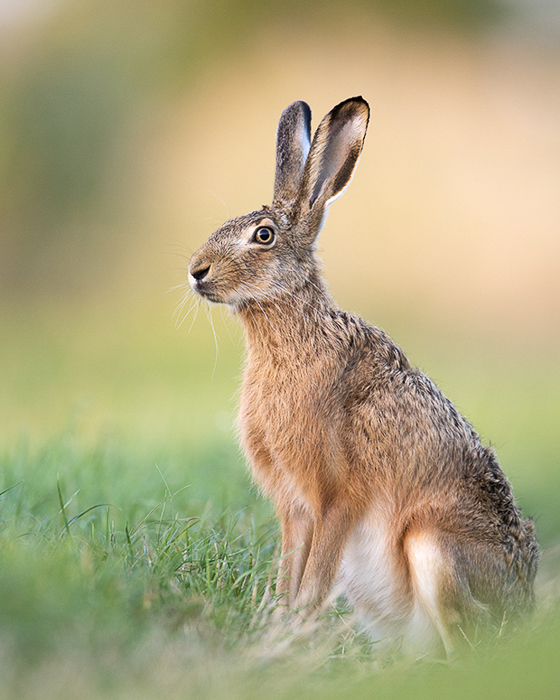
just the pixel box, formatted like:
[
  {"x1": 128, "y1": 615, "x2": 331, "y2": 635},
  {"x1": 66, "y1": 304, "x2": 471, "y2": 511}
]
[{"x1": 187, "y1": 97, "x2": 539, "y2": 655}]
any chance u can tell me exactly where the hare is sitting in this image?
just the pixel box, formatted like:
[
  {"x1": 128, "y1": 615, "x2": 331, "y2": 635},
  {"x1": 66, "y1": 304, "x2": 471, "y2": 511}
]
[{"x1": 187, "y1": 97, "x2": 539, "y2": 654}]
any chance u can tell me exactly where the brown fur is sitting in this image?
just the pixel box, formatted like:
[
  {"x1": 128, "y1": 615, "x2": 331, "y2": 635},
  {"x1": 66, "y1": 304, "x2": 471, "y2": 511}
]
[{"x1": 187, "y1": 97, "x2": 539, "y2": 654}]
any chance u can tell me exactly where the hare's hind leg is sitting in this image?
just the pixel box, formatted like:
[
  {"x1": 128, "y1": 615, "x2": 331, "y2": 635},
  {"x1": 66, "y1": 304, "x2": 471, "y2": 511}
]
[
  {"x1": 404, "y1": 530, "x2": 491, "y2": 656},
  {"x1": 404, "y1": 531, "x2": 459, "y2": 655}
]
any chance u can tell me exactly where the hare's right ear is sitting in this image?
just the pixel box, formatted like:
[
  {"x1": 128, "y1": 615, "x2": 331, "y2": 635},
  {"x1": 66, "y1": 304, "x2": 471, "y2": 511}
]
[
  {"x1": 273, "y1": 101, "x2": 312, "y2": 205},
  {"x1": 294, "y1": 96, "x2": 369, "y2": 243}
]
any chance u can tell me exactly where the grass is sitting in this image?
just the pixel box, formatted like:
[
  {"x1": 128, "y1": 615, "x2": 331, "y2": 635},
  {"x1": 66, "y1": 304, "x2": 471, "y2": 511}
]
[{"x1": 1, "y1": 301, "x2": 559, "y2": 698}]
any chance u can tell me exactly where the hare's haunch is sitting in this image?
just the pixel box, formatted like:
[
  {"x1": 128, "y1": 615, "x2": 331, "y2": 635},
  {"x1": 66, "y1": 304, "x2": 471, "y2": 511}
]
[{"x1": 188, "y1": 97, "x2": 538, "y2": 655}]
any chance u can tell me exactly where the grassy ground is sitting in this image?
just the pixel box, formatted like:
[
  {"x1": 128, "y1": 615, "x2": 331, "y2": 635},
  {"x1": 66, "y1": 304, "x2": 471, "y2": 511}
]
[{"x1": 1, "y1": 301, "x2": 559, "y2": 699}]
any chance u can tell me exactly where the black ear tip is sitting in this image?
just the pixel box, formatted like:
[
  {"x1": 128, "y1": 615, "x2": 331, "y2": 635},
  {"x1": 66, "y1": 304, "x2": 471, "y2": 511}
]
[
  {"x1": 351, "y1": 95, "x2": 369, "y2": 108},
  {"x1": 330, "y1": 96, "x2": 370, "y2": 120},
  {"x1": 346, "y1": 95, "x2": 370, "y2": 112}
]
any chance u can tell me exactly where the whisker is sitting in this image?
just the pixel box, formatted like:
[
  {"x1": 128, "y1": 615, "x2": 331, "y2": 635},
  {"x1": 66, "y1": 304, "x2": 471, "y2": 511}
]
[
  {"x1": 219, "y1": 305, "x2": 236, "y2": 344},
  {"x1": 172, "y1": 289, "x2": 189, "y2": 320},
  {"x1": 208, "y1": 189, "x2": 231, "y2": 220},
  {"x1": 188, "y1": 298, "x2": 201, "y2": 333},
  {"x1": 174, "y1": 293, "x2": 199, "y2": 330},
  {"x1": 168, "y1": 280, "x2": 190, "y2": 293},
  {"x1": 165, "y1": 239, "x2": 194, "y2": 257},
  {"x1": 203, "y1": 303, "x2": 220, "y2": 378}
]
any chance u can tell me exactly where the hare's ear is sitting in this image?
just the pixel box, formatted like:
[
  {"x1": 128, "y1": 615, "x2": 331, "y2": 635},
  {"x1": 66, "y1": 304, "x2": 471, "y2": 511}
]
[
  {"x1": 295, "y1": 96, "x2": 369, "y2": 239},
  {"x1": 273, "y1": 101, "x2": 312, "y2": 205}
]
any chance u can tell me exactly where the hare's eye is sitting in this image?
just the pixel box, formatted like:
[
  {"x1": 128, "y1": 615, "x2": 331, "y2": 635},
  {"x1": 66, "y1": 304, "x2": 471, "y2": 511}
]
[{"x1": 253, "y1": 227, "x2": 275, "y2": 245}]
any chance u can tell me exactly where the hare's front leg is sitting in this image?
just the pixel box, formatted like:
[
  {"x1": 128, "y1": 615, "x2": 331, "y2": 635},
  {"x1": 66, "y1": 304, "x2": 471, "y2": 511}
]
[
  {"x1": 277, "y1": 507, "x2": 313, "y2": 608},
  {"x1": 294, "y1": 502, "x2": 355, "y2": 612}
]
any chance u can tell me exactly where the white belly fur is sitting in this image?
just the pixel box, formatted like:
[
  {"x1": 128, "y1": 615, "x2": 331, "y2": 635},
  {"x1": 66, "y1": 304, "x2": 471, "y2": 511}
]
[{"x1": 339, "y1": 512, "x2": 442, "y2": 652}]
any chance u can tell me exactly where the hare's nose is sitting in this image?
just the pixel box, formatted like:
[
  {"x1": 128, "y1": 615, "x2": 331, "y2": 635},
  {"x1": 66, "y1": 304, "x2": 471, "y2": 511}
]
[{"x1": 190, "y1": 264, "x2": 211, "y2": 281}]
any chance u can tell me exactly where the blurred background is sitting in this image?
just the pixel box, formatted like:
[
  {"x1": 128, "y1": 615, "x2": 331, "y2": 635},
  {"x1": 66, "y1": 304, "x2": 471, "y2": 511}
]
[{"x1": 1, "y1": 0, "x2": 560, "y2": 545}]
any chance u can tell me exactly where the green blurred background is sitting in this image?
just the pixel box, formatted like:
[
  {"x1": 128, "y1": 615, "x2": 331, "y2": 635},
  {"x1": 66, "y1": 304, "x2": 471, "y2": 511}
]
[{"x1": 1, "y1": 0, "x2": 560, "y2": 576}]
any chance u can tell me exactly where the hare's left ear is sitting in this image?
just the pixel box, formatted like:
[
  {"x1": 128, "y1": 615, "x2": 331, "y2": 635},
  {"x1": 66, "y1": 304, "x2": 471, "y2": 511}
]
[
  {"x1": 295, "y1": 96, "x2": 369, "y2": 236},
  {"x1": 273, "y1": 101, "x2": 312, "y2": 205}
]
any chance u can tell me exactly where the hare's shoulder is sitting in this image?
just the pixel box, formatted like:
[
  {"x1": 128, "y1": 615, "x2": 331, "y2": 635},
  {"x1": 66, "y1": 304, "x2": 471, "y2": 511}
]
[
  {"x1": 328, "y1": 310, "x2": 407, "y2": 362},
  {"x1": 333, "y1": 310, "x2": 418, "y2": 389},
  {"x1": 336, "y1": 312, "x2": 482, "y2": 442}
]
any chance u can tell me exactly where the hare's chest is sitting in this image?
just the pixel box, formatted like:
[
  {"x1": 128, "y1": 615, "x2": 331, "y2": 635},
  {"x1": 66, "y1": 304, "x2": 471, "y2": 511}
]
[{"x1": 238, "y1": 363, "x2": 331, "y2": 490}]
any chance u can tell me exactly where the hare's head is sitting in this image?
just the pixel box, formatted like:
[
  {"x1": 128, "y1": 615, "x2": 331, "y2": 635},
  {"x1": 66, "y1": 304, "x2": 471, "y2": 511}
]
[{"x1": 188, "y1": 97, "x2": 369, "y2": 309}]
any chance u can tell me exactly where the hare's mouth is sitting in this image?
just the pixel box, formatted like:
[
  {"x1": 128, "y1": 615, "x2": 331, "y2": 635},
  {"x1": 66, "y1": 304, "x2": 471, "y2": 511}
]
[
  {"x1": 191, "y1": 283, "x2": 222, "y2": 304},
  {"x1": 189, "y1": 278, "x2": 227, "y2": 305}
]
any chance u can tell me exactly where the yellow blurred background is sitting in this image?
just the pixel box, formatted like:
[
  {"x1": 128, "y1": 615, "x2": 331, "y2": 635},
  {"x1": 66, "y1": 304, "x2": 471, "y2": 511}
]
[
  {"x1": 1, "y1": 1, "x2": 560, "y2": 542},
  {"x1": 2, "y1": 0, "x2": 559, "y2": 333}
]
